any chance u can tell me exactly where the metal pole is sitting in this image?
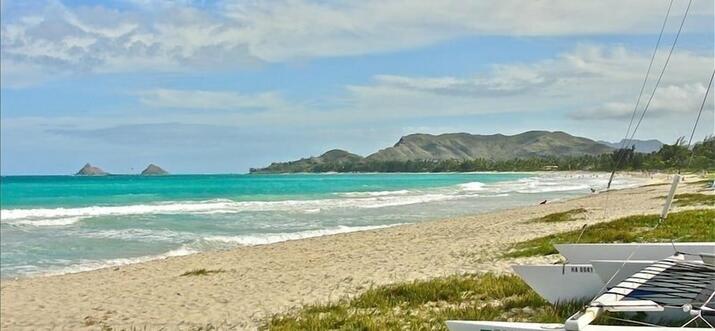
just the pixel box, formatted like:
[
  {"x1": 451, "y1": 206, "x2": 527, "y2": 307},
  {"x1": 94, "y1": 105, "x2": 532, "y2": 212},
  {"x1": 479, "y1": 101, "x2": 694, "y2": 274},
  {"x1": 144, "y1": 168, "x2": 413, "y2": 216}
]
[{"x1": 660, "y1": 174, "x2": 681, "y2": 220}]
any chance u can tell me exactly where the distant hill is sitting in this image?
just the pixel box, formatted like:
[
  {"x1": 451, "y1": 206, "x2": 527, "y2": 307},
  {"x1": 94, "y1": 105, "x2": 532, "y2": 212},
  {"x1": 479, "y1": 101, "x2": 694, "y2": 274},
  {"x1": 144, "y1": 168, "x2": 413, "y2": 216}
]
[
  {"x1": 251, "y1": 149, "x2": 363, "y2": 173},
  {"x1": 140, "y1": 164, "x2": 168, "y2": 175},
  {"x1": 75, "y1": 163, "x2": 108, "y2": 176},
  {"x1": 251, "y1": 131, "x2": 613, "y2": 173},
  {"x1": 598, "y1": 139, "x2": 664, "y2": 153},
  {"x1": 366, "y1": 131, "x2": 612, "y2": 162}
]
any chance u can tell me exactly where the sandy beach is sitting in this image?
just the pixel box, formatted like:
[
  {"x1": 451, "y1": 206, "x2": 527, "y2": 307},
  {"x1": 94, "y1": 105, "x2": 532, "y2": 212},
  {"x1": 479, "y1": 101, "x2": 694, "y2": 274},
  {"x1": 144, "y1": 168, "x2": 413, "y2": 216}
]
[{"x1": 1, "y1": 173, "x2": 712, "y2": 330}]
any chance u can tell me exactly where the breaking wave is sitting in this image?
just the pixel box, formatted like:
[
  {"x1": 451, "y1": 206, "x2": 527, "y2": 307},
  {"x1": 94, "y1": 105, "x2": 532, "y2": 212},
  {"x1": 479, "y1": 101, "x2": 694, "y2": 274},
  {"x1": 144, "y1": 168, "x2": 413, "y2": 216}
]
[
  {"x1": 5, "y1": 246, "x2": 197, "y2": 278},
  {"x1": 202, "y1": 223, "x2": 405, "y2": 246},
  {"x1": 8, "y1": 224, "x2": 405, "y2": 277},
  {"x1": 1, "y1": 173, "x2": 643, "y2": 227}
]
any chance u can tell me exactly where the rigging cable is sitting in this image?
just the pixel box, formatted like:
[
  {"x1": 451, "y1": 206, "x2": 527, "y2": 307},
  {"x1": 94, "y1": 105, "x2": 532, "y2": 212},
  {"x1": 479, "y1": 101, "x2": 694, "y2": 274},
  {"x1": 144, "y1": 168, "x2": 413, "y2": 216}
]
[
  {"x1": 618, "y1": 0, "x2": 674, "y2": 146},
  {"x1": 584, "y1": 0, "x2": 676, "y2": 246},
  {"x1": 683, "y1": 69, "x2": 715, "y2": 171},
  {"x1": 587, "y1": 0, "x2": 695, "y2": 310},
  {"x1": 623, "y1": 0, "x2": 693, "y2": 150},
  {"x1": 606, "y1": 0, "x2": 692, "y2": 189}
]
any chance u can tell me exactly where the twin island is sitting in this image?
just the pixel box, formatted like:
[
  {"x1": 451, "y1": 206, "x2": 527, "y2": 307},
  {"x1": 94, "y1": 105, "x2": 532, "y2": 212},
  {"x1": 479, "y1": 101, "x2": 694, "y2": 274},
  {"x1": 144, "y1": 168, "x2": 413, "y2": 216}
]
[{"x1": 75, "y1": 163, "x2": 168, "y2": 176}]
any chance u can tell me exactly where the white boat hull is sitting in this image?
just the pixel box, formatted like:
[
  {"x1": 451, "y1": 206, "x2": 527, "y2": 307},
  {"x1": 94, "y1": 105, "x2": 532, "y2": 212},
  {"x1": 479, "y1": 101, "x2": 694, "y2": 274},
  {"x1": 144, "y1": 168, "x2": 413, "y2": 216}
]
[
  {"x1": 445, "y1": 320, "x2": 711, "y2": 331},
  {"x1": 513, "y1": 260, "x2": 680, "y2": 305},
  {"x1": 555, "y1": 243, "x2": 715, "y2": 264},
  {"x1": 446, "y1": 321, "x2": 565, "y2": 331},
  {"x1": 513, "y1": 264, "x2": 604, "y2": 304}
]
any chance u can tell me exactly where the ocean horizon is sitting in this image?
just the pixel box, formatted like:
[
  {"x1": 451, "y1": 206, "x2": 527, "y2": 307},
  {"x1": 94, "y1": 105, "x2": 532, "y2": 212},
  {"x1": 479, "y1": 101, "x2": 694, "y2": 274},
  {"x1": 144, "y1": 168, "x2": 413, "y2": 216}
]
[{"x1": 0, "y1": 172, "x2": 642, "y2": 278}]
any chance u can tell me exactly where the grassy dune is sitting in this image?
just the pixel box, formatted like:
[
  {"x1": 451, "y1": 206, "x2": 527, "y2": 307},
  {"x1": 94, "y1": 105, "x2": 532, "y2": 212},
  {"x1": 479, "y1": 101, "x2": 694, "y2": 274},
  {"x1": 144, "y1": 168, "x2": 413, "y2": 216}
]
[
  {"x1": 263, "y1": 274, "x2": 580, "y2": 331},
  {"x1": 672, "y1": 193, "x2": 715, "y2": 206},
  {"x1": 264, "y1": 209, "x2": 714, "y2": 330},
  {"x1": 505, "y1": 209, "x2": 715, "y2": 258},
  {"x1": 530, "y1": 208, "x2": 587, "y2": 223}
]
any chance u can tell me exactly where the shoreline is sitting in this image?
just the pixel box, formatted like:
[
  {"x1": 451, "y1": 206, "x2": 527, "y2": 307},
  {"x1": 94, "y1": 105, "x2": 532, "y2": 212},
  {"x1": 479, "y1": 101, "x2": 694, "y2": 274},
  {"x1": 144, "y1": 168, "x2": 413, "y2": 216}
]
[
  {"x1": 1, "y1": 173, "x2": 710, "y2": 330},
  {"x1": 2, "y1": 171, "x2": 651, "y2": 280},
  {"x1": 1, "y1": 223, "x2": 412, "y2": 281}
]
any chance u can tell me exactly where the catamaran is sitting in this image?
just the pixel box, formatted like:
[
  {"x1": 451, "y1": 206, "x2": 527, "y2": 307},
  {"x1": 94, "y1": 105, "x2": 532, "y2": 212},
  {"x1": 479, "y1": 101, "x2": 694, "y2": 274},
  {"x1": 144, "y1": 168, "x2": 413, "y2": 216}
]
[
  {"x1": 447, "y1": 254, "x2": 715, "y2": 330},
  {"x1": 513, "y1": 243, "x2": 715, "y2": 304},
  {"x1": 555, "y1": 243, "x2": 715, "y2": 264}
]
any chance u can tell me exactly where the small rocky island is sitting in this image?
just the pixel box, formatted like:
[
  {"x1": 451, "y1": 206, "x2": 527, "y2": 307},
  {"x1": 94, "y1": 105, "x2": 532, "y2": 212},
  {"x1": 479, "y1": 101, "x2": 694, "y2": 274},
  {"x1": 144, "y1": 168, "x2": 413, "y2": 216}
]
[
  {"x1": 140, "y1": 164, "x2": 168, "y2": 175},
  {"x1": 75, "y1": 163, "x2": 108, "y2": 176}
]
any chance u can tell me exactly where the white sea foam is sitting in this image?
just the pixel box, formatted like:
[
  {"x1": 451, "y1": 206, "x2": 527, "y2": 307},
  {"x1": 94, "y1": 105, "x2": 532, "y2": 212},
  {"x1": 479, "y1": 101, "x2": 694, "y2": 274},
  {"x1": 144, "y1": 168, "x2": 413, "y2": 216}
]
[
  {"x1": 203, "y1": 223, "x2": 406, "y2": 246},
  {"x1": 8, "y1": 225, "x2": 405, "y2": 277},
  {"x1": 0, "y1": 200, "x2": 239, "y2": 221},
  {"x1": 469, "y1": 173, "x2": 642, "y2": 194},
  {"x1": 11, "y1": 246, "x2": 198, "y2": 278},
  {"x1": 477, "y1": 193, "x2": 510, "y2": 198},
  {"x1": 0, "y1": 194, "x2": 458, "y2": 222},
  {"x1": 82, "y1": 228, "x2": 195, "y2": 242},
  {"x1": 458, "y1": 181, "x2": 486, "y2": 191},
  {"x1": 10, "y1": 216, "x2": 84, "y2": 227},
  {"x1": 339, "y1": 190, "x2": 410, "y2": 197},
  {"x1": 0, "y1": 173, "x2": 645, "y2": 225}
]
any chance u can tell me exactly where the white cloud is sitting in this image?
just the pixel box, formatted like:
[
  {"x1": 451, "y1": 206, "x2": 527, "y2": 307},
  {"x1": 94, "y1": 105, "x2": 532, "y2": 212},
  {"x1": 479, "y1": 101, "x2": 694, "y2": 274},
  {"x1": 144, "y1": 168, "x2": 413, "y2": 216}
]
[
  {"x1": 371, "y1": 67, "x2": 550, "y2": 97},
  {"x1": 125, "y1": 45, "x2": 712, "y2": 128},
  {"x1": 138, "y1": 89, "x2": 289, "y2": 111},
  {"x1": 341, "y1": 45, "x2": 713, "y2": 121},
  {"x1": 573, "y1": 83, "x2": 713, "y2": 120},
  {"x1": 2, "y1": 0, "x2": 713, "y2": 86}
]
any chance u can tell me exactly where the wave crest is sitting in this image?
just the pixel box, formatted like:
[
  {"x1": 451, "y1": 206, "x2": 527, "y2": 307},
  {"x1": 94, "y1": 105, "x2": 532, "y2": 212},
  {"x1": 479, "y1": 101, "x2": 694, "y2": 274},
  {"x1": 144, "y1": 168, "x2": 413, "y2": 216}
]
[{"x1": 202, "y1": 224, "x2": 405, "y2": 246}]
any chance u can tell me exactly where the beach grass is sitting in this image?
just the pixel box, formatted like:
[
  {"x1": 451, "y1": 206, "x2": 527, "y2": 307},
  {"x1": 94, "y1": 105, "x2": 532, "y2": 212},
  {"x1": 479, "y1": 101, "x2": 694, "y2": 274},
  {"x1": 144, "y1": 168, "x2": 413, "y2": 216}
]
[
  {"x1": 504, "y1": 209, "x2": 715, "y2": 258},
  {"x1": 672, "y1": 193, "x2": 715, "y2": 206},
  {"x1": 262, "y1": 273, "x2": 581, "y2": 331},
  {"x1": 653, "y1": 193, "x2": 715, "y2": 206},
  {"x1": 530, "y1": 208, "x2": 587, "y2": 223},
  {"x1": 180, "y1": 268, "x2": 225, "y2": 277},
  {"x1": 262, "y1": 273, "x2": 703, "y2": 330}
]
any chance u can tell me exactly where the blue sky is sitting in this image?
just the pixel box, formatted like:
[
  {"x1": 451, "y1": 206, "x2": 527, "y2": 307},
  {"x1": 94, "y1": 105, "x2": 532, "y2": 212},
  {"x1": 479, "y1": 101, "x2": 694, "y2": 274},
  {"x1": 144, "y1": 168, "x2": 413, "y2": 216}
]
[{"x1": 1, "y1": 0, "x2": 714, "y2": 175}]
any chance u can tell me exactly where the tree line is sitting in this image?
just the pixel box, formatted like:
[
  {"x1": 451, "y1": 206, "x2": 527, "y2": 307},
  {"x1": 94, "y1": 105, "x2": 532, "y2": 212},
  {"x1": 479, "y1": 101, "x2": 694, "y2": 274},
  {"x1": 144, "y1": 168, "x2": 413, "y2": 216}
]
[{"x1": 252, "y1": 137, "x2": 714, "y2": 173}]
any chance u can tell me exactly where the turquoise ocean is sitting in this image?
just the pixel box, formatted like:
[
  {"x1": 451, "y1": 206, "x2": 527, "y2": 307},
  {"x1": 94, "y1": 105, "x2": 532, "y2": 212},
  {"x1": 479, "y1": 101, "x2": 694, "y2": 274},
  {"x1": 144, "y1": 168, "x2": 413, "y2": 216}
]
[{"x1": 0, "y1": 173, "x2": 640, "y2": 278}]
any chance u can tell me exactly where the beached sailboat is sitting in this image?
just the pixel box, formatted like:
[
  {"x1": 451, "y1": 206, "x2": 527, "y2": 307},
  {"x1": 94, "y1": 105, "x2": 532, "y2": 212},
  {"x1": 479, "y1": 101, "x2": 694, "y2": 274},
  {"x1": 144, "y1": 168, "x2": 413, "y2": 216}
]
[
  {"x1": 513, "y1": 263, "x2": 604, "y2": 304},
  {"x1": 514, "y1": 242, "x2": 715, "y2": 304},
  {"x1": 447, "y1": 254, "x2": 715, "y2": 330},
  {"x1": 555, "y1": 243, "x2": 715, "y2": 264}
]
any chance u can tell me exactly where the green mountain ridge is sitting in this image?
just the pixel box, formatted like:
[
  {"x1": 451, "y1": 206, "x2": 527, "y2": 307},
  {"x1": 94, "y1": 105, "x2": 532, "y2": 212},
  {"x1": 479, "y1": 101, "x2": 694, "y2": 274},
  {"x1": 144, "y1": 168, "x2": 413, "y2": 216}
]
[
  {"x1": 251, "y1": 131, "x2": 614, "y2": 173},
  {"x1": 366, "y1": 131, "x2": 612, "y2": 162}
]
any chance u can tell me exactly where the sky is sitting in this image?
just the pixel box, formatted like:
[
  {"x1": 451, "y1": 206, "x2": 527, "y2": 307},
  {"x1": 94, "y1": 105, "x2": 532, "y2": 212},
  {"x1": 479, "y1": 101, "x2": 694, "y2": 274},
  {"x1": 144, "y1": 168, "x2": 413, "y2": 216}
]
[{"x1": 1, "y1": 0, "x2": 714, "y2": 175}]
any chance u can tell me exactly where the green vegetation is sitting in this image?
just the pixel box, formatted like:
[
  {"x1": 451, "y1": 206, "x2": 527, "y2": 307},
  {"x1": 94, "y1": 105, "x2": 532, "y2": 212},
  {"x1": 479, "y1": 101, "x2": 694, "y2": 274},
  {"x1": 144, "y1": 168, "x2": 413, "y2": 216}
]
[
  {"x1": 263, "y1": 273, "x2": 585, "y2": 331},
  {"x1": 180, "y1": 268, "x2": 225, "y2": 276},
  {"x1": 505, "y1": 209, "x2": 715, "y2": 258},
  {"x1": 252, "y1": 137, "x2": 715, "y2": 173},
  {"x1": 673, "y1": 193, "x2": 715, "y2": 206},
  {"x1": 262, "y1": 272, "x2": 702, "y2": 330},
  {"x1": 531, "y1": 208, "x2": 587, "y2": 223},
  {"x1": 263, "y1": 209, "x2": 713, "y2": 330}
]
